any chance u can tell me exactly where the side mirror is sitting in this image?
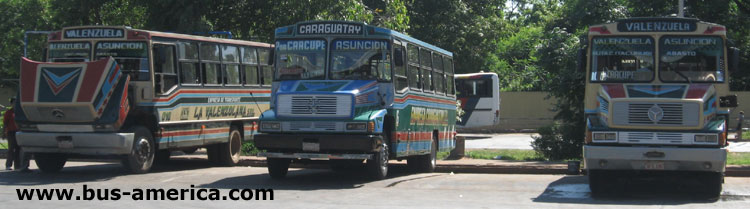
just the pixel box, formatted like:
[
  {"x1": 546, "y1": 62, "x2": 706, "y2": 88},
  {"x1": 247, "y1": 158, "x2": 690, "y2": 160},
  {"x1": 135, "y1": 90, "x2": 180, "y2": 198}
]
[
  {"x1": 577, "y1": 47, "x2": 587, "y2": 73},
  {"x1": 728, "y1": 47, "x2": 740, "y2": 72},
  {"x1": 720, "y1": 95, "x2": 738, "y2": 108}
]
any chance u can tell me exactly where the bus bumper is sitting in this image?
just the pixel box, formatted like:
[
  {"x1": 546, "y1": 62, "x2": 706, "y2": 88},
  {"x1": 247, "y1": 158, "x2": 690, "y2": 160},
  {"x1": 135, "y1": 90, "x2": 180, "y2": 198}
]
[
  {"x1": 254, "y1": 133, "x2": 384, "y2": 153},
  {"x1": 15, "y1": 131, "x2": 134, "y2": 155},
  {"x1": 583, "y1": 145, "x2": 727, "y2": 173}
]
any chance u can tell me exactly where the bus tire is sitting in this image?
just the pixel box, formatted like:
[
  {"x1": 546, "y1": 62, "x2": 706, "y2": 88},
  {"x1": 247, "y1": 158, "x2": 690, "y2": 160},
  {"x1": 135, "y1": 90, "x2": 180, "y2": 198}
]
[
  {"x1": 122, "y1": 126, "x2": 155, "y2": 174},
  {"x1": 367, "y1": 144, "x2": 389, "y2": 180},
  {"x1": 588, "y1": 170, "x2": 616, "y2": 197},
  {"x1": 218, "y1": 127, "x2": 242, "y2": 166},
  {"x1": 35, "y1": 153, "x2": 67, "y2": 173},
  {"x1": 407, "y1": 136, "x2": 437, "y2": 173},
  {"x1": 206, "y1": 144, "x2": 220, "y2": 164},
  {"x1": 267, "y1": 158, "x2": 290, "y2": 179},
  {"x1": 702, "y1": 172, "x2": 723, "y2": 199}
]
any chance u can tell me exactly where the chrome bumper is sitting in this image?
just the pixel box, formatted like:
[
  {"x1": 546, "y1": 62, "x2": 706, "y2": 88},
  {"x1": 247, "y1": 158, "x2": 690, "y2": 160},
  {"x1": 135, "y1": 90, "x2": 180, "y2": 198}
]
[
  {"x1": 584, "y1": 145, "x2": 727, "y2": 172},
  {"x1": 16, "y1": 131, "x2": 134, "y2": 155},
  {"x1": 258, "y1": 152, "x2": 372, "y2": 160}
]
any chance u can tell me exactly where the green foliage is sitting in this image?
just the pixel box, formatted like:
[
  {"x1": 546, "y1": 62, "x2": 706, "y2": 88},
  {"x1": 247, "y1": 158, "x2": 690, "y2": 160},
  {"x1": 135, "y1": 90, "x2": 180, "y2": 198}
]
[
  {"x1": 455, "y1": 100, "x2": 465, "y2": 122},
  {"x1": 532, "y1": 123, "x2": 583, "y2": 161},
  {"x1": 465, "y1": 149, "x2": 546, "y2": 161},
  {"x1": 728, "y1": 152, "x2": 750, "y2": 165},
  {"x1": 241, "y1": 140, "x2": 260, "y2": 156}
]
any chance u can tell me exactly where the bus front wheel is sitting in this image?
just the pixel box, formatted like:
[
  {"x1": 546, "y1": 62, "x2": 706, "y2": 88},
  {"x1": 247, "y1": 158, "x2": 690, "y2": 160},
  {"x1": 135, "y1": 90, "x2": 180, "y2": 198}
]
[
  {"x1": 35, "y1": 153, "x2": 67, "y2": 173},
  {"x1": 122, "y1": 126, "x2": 155, "y2": 174},
  {"x1": 367, "y1": 144, "x2": 389, "y2": 180},
  {"x1": 267, "y1": 158, "x2": 290, "y2": 179}
]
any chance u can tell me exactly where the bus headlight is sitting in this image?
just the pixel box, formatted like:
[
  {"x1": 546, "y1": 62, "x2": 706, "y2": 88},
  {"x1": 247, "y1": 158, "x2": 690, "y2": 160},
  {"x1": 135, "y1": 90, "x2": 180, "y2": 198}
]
[
  {"x1": 261, "y1": 122, "x2": 280, "y2": 131},
  {"x1": 592, "y1": 132, "x2": 616, "y2": 142},
  {"x1": 695, "y1": 134, "x2": 718, "y2": 143},
  {"x1": 346, "y1": 123, "x2": 367, "y2": 131}
]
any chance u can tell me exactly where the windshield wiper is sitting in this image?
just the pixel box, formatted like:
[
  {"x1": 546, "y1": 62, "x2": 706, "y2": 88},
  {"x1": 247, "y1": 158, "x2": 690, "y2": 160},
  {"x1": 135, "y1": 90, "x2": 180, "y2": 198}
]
[{"x1": 673, "y1": 70, "x2": 692, "y2": 84}]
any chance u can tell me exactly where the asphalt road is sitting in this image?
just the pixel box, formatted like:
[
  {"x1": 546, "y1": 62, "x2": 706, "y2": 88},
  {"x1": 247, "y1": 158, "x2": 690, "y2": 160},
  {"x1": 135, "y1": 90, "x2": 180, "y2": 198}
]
[{"x1": 2, "y1": 159, "x2": 750, "y2": 208}]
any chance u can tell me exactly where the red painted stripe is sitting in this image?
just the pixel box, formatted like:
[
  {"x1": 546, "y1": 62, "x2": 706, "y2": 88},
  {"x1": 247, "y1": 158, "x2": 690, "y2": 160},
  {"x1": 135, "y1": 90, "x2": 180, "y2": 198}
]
[
  {"x1": 162, "y1": 128, "x2": 230, "y2": 137},
  {"x1": 603, "y1": 84, "x2": 626, "y2": 98},
  {"x1": 77, "y1": 58, "x2": 111, "y2": 102},
  {"x1": 686, "y1": 84, "x2": 710, "y2": 99},
  {"x1": 108, "y1": 64, "x2": 120, "y2": 83},
  {"x1": 393, "y1": 94, "x2": 455, "y2": 105},
  {"x1": 20, "y1": 58, "x2": 39, "y2": 102},
  {"x1": 153, "y1": 89, "x2": 271, "y2": 102},
  {"x1": 116, "y1": 76, "x2": 130, "y2": 126}
]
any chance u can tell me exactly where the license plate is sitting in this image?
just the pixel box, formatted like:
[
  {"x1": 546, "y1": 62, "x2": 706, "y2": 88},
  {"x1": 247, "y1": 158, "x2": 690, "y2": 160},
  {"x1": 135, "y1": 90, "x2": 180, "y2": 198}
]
[
  {"x1": 57, "y1": 136, "x2": 73, "y2": 149},
  {"x1": 644, "y1": 161, "x2": 665, "y2": 170},
  {"x1": 302, "y1": 142, "x2": 320, "y2": 152},
  {"x1": 58, "y1": 140, "x2": 74, "y2": 149}
]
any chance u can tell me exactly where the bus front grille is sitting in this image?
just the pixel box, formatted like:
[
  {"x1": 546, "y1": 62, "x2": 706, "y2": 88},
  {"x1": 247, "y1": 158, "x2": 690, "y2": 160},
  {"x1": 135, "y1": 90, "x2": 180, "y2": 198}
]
[
  {"x1": 612, "y1": 102, "x2": 699, "y2": 127},
  {"x1": 277, "y1": 94, "x2": 352, "y2": 118}
]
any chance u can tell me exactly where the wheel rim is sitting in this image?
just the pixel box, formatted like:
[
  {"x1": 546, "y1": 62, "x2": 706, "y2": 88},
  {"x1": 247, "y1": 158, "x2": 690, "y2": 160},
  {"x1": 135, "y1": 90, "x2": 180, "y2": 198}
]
[
  {"x1": 379, "y1": 145, "x2": 388, "y2": 171},
  {"x1": 134, "y1": 137, "x2": 152, "y2": 164},
  {"x1": 230, "y1": 131, "x2": 241, "y2": 159}
]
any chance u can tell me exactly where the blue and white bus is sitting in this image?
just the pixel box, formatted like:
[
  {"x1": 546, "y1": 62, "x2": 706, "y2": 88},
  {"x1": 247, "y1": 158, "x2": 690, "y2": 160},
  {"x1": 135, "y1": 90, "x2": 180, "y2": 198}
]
[{"x1": 255, "y1": 21, "x2": 458, "y2": 179}]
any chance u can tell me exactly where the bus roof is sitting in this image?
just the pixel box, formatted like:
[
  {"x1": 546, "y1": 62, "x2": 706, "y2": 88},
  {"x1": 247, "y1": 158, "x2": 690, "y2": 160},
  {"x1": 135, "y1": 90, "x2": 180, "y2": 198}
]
[
  {"x1": 53, "y1": 25, "x2": 272, "y2": 48},
  {"x1": 455, "y1": 72, "x2": 498, "y2": 79},
  {"x1": 275, "y1": 20, "x2": 452, "y2": 56}
]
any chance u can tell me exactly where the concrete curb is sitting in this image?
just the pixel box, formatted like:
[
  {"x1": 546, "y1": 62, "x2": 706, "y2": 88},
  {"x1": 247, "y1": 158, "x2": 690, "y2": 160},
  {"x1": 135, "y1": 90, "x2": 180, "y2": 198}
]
[{"x1": 2, "y1": 151, "x2": 750, "y2": 177}]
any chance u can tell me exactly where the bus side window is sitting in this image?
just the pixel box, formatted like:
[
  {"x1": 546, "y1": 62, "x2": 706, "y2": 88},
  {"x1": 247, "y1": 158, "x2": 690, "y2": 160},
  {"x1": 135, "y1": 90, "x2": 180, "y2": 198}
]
[
  {"x1": 153, "y1": 44, "x2": 178, "y2": 94},
  {"x1": 258, "y1": 48, "x2": 273, "y2": 85},
  {"x1": 222, "y1": 45, "x2": 241, "y2": 85},
  {"x1": 444, "y1": 57, "x2": 454, "y2": 95},
  {"x1": 242, "y1": 47, "x2": 260, "y2": 85},
  {"x1": 433, "y1": 53, "x2": 444, "y2": 95},
  {"x1": 420, "y1": 49, "x2": 433, "y2": 92},
  {"x1": 394, "y1": 43, "x2": 408, "y2": 92},
  {"x1": 178, "y1": 42, "x2": 201, "y2": 85},
  {"x1": 200, "y1": 43, "x2": 222, "y2": 85},
  {"x1": 407, "y1": 44, "x2": 421, "y2": 90}
]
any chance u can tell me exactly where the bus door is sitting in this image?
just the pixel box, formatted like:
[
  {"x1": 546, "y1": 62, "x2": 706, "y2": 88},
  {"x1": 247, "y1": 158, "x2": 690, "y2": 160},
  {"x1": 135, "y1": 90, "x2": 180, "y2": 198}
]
[{"x1": 152, "y1": 42, "x2": 179, "y2": 147}]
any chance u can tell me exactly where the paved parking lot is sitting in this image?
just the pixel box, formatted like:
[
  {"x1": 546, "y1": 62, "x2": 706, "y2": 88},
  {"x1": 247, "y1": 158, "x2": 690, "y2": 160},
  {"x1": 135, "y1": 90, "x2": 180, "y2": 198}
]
[{"x1": 1, "y1": 159, "x2": 750, "y2": 208}]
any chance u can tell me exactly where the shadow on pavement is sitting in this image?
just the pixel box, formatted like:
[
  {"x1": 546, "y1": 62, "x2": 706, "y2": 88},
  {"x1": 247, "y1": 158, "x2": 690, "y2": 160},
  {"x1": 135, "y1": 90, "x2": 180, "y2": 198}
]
[
  {"x1": 0, "y1": 157, "x2": 223, "y2": 186},
  {"x1": 196, "y1": 163, "x2": 429, "y2": 191},
  {"x1": 532, "y1": 175, "x2": 750, "y2": 205}
]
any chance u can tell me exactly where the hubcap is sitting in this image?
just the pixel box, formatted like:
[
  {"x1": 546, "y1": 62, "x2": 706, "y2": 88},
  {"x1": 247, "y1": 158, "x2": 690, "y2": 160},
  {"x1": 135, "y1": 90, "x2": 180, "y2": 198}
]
[
  {"x1": 135, "y1": 137, "x2": 151, "y2": 164},
  {"x1": 230, "y1": 131, "x2": 241, "y2": 158}
]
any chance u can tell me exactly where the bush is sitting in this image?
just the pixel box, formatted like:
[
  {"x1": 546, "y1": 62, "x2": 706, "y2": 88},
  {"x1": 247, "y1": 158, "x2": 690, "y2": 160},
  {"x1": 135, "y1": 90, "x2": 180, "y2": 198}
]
[
  {"x1": 241, "y1": 140, "x2": 261, "y2": 156},
  {"x1": 531, "y1": 123, "x2": 584, "y2": 161}
]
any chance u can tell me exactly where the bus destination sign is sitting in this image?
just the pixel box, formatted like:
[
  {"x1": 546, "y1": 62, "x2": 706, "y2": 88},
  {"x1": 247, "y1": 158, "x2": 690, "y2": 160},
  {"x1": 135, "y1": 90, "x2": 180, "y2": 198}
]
[
  {"x1": 297, "y1": 22, "x2": 363, "y2": 35},
  {"x1": 64, "y1": 28, "x2": 125, "y2": 39},
  {"x1": 617, "y1": 19, "x2": 697, "y2": 32}
]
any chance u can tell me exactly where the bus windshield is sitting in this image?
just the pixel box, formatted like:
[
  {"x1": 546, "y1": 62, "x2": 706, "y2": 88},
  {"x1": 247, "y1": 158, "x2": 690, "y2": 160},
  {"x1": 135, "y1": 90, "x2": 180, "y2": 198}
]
[
  {"x1": 275, "y1": 39, "x2": 326, "y2": 80},
  {"x1": 95, "y1": 41, "x2": 150, "y2": 81},
  {"x1": 329, "y1": 39, "x2": 391, "y2": 80},
  {"x1": 590, "y1": 36, "x2": 654, "y2": 83},
  {"x1": 456, "y1": 79, "x2": 492, "y2": 98},
  {"x1": 48, "y1": 42, "x2": 91, "y2": 62},
  {"x1": 659, "y1": 36, "x2": 724, "y2": 83}
]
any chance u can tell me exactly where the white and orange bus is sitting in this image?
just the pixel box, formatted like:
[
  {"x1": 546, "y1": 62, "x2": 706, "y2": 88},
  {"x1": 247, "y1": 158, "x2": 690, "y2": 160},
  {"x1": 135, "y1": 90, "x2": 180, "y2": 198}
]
[{"x1": 15, "y1": 26, "x2": 273, "y2": 173}]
